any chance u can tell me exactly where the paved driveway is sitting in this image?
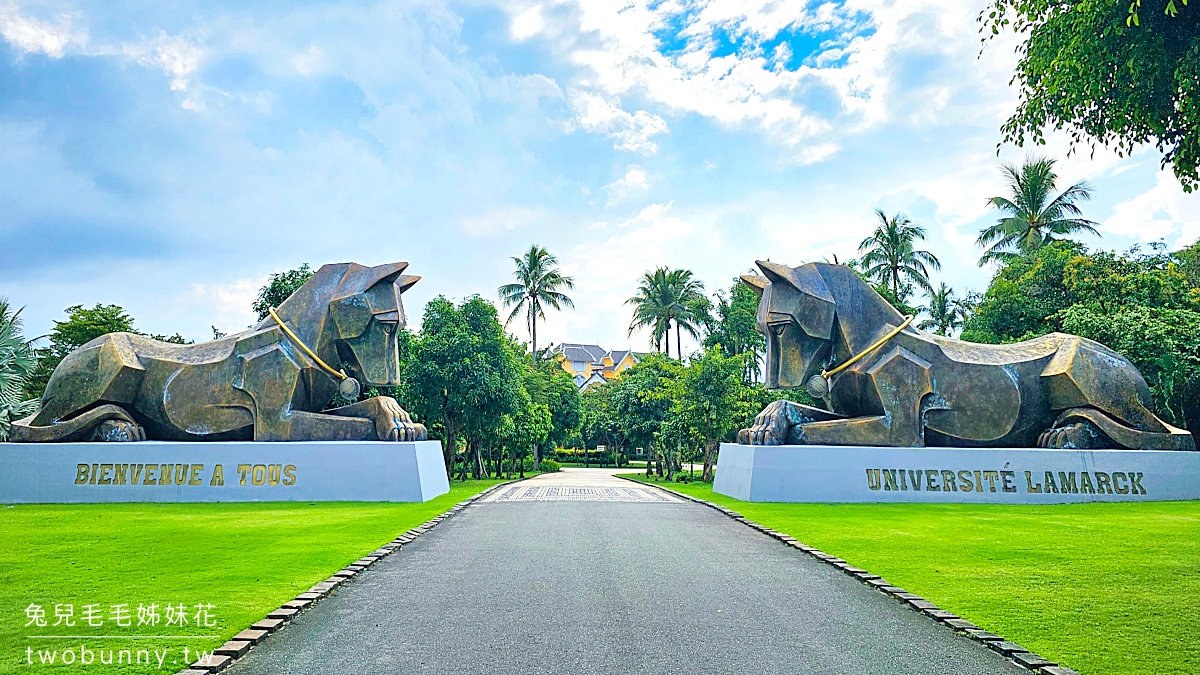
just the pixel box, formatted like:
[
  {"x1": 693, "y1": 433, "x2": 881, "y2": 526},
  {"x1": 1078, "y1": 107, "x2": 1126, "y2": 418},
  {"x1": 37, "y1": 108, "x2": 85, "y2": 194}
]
[{"x1": 226, "y1": 469, "x2": 1025, "y2": 674}]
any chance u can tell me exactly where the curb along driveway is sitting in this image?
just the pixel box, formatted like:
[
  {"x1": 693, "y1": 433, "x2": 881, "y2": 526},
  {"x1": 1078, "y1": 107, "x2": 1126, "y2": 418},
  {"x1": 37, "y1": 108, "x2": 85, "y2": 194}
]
[{"x1": 224, "y1": 468, "x2": 1026, "y2": 675}]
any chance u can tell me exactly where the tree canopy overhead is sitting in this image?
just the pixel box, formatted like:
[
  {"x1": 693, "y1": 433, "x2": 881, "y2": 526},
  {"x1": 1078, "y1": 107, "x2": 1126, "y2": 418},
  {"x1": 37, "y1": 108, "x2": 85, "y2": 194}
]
[{"x1": 982, "y1": 0, "x2": 1200, "y2": 190}]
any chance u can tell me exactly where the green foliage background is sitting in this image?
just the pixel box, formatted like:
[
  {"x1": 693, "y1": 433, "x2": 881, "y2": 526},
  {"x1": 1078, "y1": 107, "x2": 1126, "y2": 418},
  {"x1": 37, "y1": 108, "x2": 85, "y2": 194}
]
[{"x1": 983, "y1": 0, "x2": 1200, "y2": 190}]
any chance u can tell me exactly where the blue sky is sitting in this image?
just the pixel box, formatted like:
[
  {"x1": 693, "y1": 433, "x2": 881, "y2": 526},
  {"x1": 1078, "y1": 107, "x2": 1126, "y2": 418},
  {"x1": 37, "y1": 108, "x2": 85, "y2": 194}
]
[{"x1": 1, "y1": 0, "x2": 1197, "y2": 353}]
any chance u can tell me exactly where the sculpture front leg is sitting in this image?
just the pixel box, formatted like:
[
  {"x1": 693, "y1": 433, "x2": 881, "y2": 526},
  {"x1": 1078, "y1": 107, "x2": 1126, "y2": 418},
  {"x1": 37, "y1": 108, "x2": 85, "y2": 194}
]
[
  {"x1": 797, "y1": 414, "x2": 923, "y2": 447},
  {"x1": 325, "y1": 396, "x2": 427, "y2": 441},
  {"x1": 738, "y1": 400, "x2": 812, "y2": 445}
]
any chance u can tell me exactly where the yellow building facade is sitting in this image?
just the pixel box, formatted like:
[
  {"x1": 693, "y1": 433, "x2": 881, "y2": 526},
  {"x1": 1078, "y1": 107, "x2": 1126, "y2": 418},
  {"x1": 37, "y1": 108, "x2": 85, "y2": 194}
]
[{"x1": 549, "y1": 344, "x2": 643, "y2": 391}]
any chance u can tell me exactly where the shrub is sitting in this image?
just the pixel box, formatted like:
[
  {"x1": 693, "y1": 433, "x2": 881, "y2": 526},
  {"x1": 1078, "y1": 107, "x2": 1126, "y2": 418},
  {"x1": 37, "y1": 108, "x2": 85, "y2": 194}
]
[{"x1": 540, "y1": 459, "x2": 561, "y2": 473}]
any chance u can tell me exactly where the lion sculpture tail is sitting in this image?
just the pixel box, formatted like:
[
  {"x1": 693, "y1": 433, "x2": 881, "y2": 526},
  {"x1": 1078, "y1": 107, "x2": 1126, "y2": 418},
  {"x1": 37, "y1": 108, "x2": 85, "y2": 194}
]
[{"x1": 10, "y1": 405, "x2": 141, "y2": 443}]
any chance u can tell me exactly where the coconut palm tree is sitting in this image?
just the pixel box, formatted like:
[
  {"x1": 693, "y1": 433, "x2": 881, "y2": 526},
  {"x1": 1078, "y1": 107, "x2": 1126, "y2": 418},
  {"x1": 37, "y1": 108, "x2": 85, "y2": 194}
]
[
  {"x1": 858, "y1": 209, "x2": 941, "y2": 302},
  {"x1": 626, "y1": 267, "x2": 706, "y2": 358},
  {"x1": 919, "y1": 283, "x2": 963, "y2": 336},
  {"x1": 0, "y1": 298, "x2": 38, "y2": 440},
  {"x1": 627, "y1": 268, "x2": 674, "y2": 354},
  {"x1": 977, "y1": 156, "x2": 1099, "y2": 266},
  {"x1": 665, "y1": 268, "x2": 706, "y2": 359},
  {"x1": 498, "y1": 245, "x2": 575, "y2": 358}
]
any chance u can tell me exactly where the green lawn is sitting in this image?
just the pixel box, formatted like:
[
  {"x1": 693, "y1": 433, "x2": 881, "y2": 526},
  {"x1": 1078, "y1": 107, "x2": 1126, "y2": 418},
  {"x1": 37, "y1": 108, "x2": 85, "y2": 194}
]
[
  {"x1": 624, "y1": 474, "x2": 1200, "y2": 675},
  {"x1": 1, "y1": 480, "x2": 504, "y2": 674}
]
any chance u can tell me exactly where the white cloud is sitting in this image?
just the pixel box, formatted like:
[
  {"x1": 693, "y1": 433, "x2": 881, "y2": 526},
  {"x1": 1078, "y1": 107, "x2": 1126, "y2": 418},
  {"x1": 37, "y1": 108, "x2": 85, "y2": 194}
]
[
  {"x1": 186, "y1": 277, "x2": 262, "y2": 335},
  {"x1": 0, "y1": 5, "x2": 85, "y2": 57},
  {"x1": 547, "y1": 202, "x2": 717, "y2": 352},
  {"x1": 123, "y1": 31, "x2": 205, "y2": 93},
  {"x1": 511, "y1": 0, "x2": 1022, "y2": 164},
  {"x1": 291, "y1": 45, "x2": 325, "y2": 76},
  {"x1": 458, "y1": 204, "x2": 556, "y2": 236},
  {"x1": 602, "y1": 165, "x2": 650, "y2": 206},
  {"x1": 510, "y1": 5, "x2": 543, "y2": 41},
  {"x1": 7, "y1": 0, "x2": 1199, "y2": 354},
  {"x1": 0, "y1": 6, "x2": 206, "y2": 105},
  {"x1": 1104, "y1": 171, "x2": 1200, "y2": 245},
  {"x1": 566, "y1": 90, "x2": 667, "y2": 154}
]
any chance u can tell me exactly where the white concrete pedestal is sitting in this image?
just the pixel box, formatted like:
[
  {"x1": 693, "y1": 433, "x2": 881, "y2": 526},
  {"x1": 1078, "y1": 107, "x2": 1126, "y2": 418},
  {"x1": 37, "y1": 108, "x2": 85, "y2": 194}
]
[
  {"x1": 0, "y1": 440, "x2": 449, "y2": 503},
  {"x1": 713, "y1": 443, "x2": 1200, "y2": 503}
]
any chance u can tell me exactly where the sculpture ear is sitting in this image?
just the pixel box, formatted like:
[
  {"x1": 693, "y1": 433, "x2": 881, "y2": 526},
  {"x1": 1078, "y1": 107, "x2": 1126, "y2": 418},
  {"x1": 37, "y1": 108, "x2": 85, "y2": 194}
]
[
  {"x1": 740, "y1": 274, "x2": 768, "y2": 297},
  {"x1": 756, "y1": 260, "x2": 792, "y2": 286},
  {"x1": 332, "y1": 262, "x2": 410, "y2": 300},
  {"x1": 395, "y1": 275, "x2": 420, "y2": 294}
]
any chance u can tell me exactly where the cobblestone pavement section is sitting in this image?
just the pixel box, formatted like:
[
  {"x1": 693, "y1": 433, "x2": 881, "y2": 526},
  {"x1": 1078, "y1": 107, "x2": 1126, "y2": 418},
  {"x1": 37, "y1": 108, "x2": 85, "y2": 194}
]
[
  {"x1": 224, "y1": 469, "x2": 1025, "y2": 675},
  {"x1": 477, "y1": 484, "x2": 683, "y2": 502},
  {"x1": 477, "y1": 468, "x2": 683, "y2": 502}
]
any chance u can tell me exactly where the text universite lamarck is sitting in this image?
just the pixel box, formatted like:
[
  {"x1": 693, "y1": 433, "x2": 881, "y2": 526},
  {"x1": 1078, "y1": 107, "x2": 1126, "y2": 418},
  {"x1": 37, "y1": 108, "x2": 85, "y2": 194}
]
[
  {"x1": 73, "y1": 463, "x2": 297, "y2": 488},
  {"x1": 866, "y1": 468, "x2": 1147, "y2": 496}
]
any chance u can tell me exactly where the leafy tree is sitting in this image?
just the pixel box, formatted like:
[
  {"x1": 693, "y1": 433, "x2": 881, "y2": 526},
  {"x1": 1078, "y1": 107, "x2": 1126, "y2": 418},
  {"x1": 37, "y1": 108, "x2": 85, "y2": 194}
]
[
  {"x1": 981, "y1": 0, "x2": 1200, "y2": 191},
  {"x1": 25, "y1": 304, "x2": 138, "y2": 400},
  {"x1": 658, "y1": 403, "x2": 703, "y2": 480},
  {"x1": 580, "y1": 382, "x2": 627, "y2": 455},
  {"x1": 1176, "y1": 238, "x2": 1200, "y2": 287},
  {"x1": 857, "y1": 209, "x2": 940, "y2": 302},
  {"x1": 494, "y1": 383, "x2": 552, "y2": 478},
  {"x1": 960, "y1": 241, "x2": 1085, "y2": 343},
  {"x1": 252, "y1": 263, "x2": 314, "y2": 320},
  {"x1": 520, "y1": 356, "x2": 582, "y2": 467},
  {"x1": 0, "y1": 299, "x2": 38, "y2": 440},
  {"x1": 404, "y1": 295, "x2": 522, "y2": 479},
  {"x1": 610, "y1": 354, "x2": 681, "y2": 476},
  {"x1": 919, "y1": 283, "x2": 966, "y2": 336},
  {"x1": 977, "y1": 157, "x2": 1099, "y2": 265},
  {"x1": 703, "y1": 277, "x2": 766, "y2": 382},
  {"x1": 497, "y1": 245, "x2": 575, "y2": 357},
  {"x1": 672, "y1": 346, "x2": 750, "y2": 482}
]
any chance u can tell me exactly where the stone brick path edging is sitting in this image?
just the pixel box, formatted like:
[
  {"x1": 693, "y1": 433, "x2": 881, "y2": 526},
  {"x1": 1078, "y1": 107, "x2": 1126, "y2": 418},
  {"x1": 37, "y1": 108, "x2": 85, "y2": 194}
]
[
  {"x1": 619, "y1": 475, "x2": 1079, "y2": 675},
  {"x1": 173, "y1": 479, "x2": 524, "y2": 674}
]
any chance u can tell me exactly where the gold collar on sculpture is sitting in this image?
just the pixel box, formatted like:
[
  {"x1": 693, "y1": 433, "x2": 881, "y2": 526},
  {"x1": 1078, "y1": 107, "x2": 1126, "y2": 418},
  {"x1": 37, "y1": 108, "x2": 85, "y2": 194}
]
[{"x1": 268, "y1": 307, "x2": 361, "y2": 398}]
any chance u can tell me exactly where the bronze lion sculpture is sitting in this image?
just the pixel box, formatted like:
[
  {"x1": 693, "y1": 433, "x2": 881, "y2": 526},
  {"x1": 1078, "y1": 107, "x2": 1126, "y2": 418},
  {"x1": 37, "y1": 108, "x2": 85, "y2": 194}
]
[
  {"x1": 12, "y1": 262, "x2": 427, "y2": 443},
  {"x1": 736, "y1": 261, "x2": 1194, "y2": 450}
]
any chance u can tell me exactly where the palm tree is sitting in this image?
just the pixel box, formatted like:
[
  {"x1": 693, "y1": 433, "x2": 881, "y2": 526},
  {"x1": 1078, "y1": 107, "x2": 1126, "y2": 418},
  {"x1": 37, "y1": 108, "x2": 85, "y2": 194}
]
[
  {"x1": 498, "y1": 245, "x2": 575, "y2": 357},
  {"x1": 627, "y1": 268, "x2": 674, "y2": 354},
  {"x1": 919, "y1": 283, "x2": 963, "y2": 336},
  {"x1": 953, "y1": 291, "x2": 980, "y2": 327},
  {"x1": 0, "y1": 298, "x2": 38, "y2": 441},
  {"x1": 666, "y1": 268, "x2": 706, "y2": 359},
  {"x1": 858, "y1": 209, "x2": 941, "y2": 301},
  {"x1": 626, "y1": 267, "x2": 706, "y2": 358},
  {"x1": 977, "y1": 156, "x2": 1099, "y2": 265}
]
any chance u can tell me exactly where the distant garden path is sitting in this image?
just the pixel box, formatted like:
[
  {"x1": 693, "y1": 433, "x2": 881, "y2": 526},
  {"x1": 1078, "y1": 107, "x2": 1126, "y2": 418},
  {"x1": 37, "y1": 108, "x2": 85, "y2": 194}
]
[{"x1": 225, "y1": 469, "x2": 1024, "y2": 675}]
